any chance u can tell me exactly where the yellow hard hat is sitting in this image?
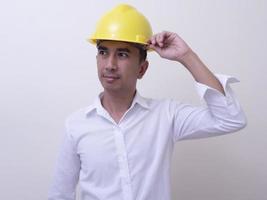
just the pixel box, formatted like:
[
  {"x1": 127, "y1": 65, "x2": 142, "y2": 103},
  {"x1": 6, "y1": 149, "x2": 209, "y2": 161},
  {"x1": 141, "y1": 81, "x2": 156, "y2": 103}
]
[{"x1": 88, "y1": 4, "x2": 153, "y2": 46}]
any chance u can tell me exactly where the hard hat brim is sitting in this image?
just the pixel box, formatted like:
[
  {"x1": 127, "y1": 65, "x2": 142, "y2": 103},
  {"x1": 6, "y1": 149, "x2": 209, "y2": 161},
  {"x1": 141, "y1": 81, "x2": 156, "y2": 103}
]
[{"x1": 87, "y1": 37, "x2": 153, "y2": 52}]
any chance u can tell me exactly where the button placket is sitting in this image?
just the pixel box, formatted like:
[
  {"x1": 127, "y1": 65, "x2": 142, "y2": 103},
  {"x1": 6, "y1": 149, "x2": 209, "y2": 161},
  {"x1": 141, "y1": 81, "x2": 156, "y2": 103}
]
[{"x1": 113, "y1": 125, "x2": 133, "y2": 200}]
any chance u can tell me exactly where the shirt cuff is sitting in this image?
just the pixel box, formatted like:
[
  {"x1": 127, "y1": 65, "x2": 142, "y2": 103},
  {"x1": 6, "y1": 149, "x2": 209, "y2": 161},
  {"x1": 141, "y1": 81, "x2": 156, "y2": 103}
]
[{"x1": 195, "y1": 74, "x2": 240, "y2": 105}]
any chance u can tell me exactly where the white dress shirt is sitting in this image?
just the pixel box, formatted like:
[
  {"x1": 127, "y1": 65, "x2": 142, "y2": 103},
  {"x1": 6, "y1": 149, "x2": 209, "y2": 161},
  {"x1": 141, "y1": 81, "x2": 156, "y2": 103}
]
[{"x1": 48, "y1": 74, "x2": 247, "y2": 200}]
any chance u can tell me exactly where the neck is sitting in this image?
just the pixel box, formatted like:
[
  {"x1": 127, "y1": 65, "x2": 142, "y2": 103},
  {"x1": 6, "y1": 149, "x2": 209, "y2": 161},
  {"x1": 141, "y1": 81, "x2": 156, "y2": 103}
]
[{"x1": 101, "y1": 89, "x2": 136, "y2": 123}]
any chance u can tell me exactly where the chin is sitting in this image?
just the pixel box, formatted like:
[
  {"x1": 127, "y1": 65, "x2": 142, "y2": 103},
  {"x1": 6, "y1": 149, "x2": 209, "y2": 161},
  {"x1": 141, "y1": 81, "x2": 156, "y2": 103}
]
[{"x1": 102, "y1": 84, "x2": 121, "y2": 92}]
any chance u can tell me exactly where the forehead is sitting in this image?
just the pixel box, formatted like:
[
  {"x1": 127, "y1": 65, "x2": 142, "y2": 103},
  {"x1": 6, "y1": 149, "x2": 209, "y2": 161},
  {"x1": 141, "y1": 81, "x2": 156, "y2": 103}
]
[{"x1": 97, "y1": 40, "x2": 139, "y2": 52}]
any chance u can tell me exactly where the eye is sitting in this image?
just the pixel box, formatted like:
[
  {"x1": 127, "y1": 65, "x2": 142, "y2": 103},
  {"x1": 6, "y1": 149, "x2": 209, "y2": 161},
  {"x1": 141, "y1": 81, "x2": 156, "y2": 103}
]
[
  {"x1": 98, "y1": 49, "x2": 108, "y2": 56},
  {"x1": 118, "y1": 52, "x2": 129, "y2": 58}
]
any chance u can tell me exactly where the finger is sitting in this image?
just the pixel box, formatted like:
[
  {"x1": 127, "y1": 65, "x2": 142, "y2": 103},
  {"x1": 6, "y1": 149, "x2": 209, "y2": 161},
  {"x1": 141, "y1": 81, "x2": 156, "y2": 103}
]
[
  {"x1": 162, "y1": 31, "x2": 174, "y2": 38},
  {"x1": 148, "y1": 43, "x2": 163, "y2": 56},
  {"x1": 155, "y1": 33, "x2": 164, "y2": 47},
  {"x1": 163, "y1": 31, "x2": 175, "y2": 42},
  {"x1": 156, "y1": 31, "x2": 173, "y2": 47},
  {"x1": 148, "y1": 33, "x2": 161, "y2": 46},
  {"x1": 147, "y1": 36, "x2": 153, "y2": 44},
  {"x1": 149, "y1": 35, "x2": 156, "y2": 45},
  {"x1": 148, "y1": 32, "x2": 169, "y2": 47}
]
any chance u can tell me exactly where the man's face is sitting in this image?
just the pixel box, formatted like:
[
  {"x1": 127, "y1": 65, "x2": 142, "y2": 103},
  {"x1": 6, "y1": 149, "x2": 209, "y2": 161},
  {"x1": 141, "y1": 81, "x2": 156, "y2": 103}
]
[{"x1": 96, "y1": 40, "x2": 148, "y2": 94}]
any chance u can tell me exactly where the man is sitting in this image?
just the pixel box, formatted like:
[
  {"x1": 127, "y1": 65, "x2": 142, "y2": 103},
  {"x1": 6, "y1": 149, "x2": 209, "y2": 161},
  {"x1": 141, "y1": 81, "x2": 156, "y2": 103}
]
[{"x1": 48, "y1": 4, "x2": 246, "y2": 200}]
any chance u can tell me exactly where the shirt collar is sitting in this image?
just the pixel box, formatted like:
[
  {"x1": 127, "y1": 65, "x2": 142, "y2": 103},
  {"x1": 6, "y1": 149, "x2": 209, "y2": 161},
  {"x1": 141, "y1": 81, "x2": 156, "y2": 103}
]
[
  {"x1": 131, "y1": 91, "x2": 150, "y2": 110},
  {"x1": 84, "y1": 91, "x2": 150, "y2": 117}
]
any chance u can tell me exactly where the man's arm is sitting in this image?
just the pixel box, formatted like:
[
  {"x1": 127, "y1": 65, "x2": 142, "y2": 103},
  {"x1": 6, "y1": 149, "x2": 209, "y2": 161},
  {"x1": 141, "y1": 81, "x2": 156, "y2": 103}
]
[
  {"x1": 148, "y1": 31, "x2": 246, "y2": 141},
  {"x1": 48, "y1": 122, "x2": 80, "y2": 200},
  {"x1": 148, "y1": 31, "x2": 225, "y2": 95}
]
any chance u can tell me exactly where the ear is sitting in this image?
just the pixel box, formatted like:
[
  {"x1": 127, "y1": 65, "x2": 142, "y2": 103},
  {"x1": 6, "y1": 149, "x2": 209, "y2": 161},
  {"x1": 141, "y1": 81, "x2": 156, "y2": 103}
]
[{"x1": 137, "y1": 60, "x2": 149, "y2": 79}]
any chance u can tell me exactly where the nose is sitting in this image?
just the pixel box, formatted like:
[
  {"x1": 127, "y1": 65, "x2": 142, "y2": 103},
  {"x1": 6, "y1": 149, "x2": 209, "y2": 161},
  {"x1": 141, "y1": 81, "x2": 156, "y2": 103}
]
[{"x1": 105, "y1": 54, "x2": 117, "y2": 71}]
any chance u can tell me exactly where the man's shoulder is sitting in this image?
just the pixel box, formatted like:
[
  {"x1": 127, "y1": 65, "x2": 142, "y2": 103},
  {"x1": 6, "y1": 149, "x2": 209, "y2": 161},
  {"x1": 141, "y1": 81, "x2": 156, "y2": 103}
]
[
  {"x1": 140, "y1": 95, "x2": 182, "y2": 110},
  {"x1": 65, "y1": 104, "x2": 95, "y2": 125}
]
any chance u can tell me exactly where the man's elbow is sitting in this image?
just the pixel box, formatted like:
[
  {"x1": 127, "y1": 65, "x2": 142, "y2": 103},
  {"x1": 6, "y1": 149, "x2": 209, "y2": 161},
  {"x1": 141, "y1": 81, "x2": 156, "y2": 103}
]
[
  {"x1": 220, "y1": 113, "x2": 247, "y2": 133},
  {"x1": 233, "y1": 116, "x2": 247, "y2": 132}
]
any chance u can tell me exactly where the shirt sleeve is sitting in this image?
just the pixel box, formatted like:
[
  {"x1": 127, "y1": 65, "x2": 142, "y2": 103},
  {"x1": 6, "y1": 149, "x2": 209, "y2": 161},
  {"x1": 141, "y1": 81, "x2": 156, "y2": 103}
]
[
  {"x1": 171, "y1": 74, "x2": 247, "y2": 142},
  {"x1": 48, "y1": 119, "x2": 80, "y2": 200}
]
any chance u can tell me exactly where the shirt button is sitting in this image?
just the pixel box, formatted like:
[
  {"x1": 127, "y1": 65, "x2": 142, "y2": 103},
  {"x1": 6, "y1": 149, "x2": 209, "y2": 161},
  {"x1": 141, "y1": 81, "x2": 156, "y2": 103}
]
[
  {"x1": 119, "y1": 156, "x2": 125, "y2": 162},
  {"x1": 122, "y1": 179, "x2": 130, "y2": 185},
  {"x1": 226, "y1": 97, "x2": 232, "y2": 105},
  {"x1": 125, "y1": 179, "x2": 131, "y2": 185}
]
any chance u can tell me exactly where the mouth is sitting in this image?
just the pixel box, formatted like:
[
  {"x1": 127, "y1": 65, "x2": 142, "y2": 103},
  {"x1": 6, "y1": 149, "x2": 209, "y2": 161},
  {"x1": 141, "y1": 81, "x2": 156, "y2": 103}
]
[{"x1": 102, "y1": 74, "x2": 120, "y2": 82}]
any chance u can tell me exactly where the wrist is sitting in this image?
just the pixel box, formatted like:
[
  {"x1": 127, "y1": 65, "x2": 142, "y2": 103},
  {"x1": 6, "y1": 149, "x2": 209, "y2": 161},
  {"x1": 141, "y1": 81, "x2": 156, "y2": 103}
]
[
  {"x1": 178, "y1": 50, "x2": 202, "y2": 69},
  {"x1": 178, "y1": 49, "x2": 196, "y2": 63}
]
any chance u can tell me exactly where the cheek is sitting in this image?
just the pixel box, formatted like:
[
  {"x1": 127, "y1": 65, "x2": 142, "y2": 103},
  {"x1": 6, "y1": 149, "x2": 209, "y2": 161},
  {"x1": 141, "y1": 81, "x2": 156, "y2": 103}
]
[
  {"x1": 96, "y1": 58, "x2": 101, "y2": 68},
  {"x1": 131, "y1": 65, "x2": 142, "y2": 76},
  {"x1": 96, "y1": 63, "x2": 103, "y2": 79},
  {"x1": 97, "y1": 59, "x2": 105, "y2": 72},
  {"x1": 97, "y1": 67, "x2": 101, "y2": 78},
  {"x1": 124, "y1": 67, "x2": 140, "y2": 81}
]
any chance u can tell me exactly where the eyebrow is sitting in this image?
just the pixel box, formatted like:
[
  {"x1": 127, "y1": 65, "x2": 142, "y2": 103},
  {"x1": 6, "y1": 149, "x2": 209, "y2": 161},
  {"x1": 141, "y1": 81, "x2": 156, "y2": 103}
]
[
  {"x1": 97, "y1": 45, "x2": 108, "y2": 51},
  {"x1": 97, "y1": 45, "x2": 131, "y2": 53},
  {"x1": 117, "y1": 48, "x2": 131, "y2": 53}
]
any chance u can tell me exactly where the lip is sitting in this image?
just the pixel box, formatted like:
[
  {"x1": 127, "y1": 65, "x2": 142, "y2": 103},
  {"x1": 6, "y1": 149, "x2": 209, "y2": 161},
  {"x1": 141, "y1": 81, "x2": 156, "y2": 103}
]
[
  {"x1": 102, "y1": 75, "x2": 120, "y2": 82},
  {"x1": 103, "y1": 74, "x2": 120, "y2": 79},
  {"x1": 103, "y1": 75, "x2": 119, "y2": 79}
]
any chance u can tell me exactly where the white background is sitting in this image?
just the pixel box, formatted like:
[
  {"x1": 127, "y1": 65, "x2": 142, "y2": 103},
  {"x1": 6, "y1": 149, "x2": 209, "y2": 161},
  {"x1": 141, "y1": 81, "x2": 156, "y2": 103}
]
[{"x1": 1, "y1": 0, "x2": 266, "y2": 199}]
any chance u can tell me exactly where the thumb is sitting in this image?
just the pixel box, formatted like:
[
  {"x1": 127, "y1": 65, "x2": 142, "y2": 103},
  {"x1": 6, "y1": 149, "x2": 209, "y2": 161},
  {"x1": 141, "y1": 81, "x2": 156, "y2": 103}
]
[{"x1": 148, "y1": 44, "x2": 163, "y2": 54}]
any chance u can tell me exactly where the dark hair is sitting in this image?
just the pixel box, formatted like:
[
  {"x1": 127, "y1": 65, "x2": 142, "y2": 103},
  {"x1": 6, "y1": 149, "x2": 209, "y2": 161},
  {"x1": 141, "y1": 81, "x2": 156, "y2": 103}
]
[
  {"x1": 96, "y1": 40, "x2": 147, "y2": 63},
  {"x1": 132, "y1": 43, "x2": 147, "y2": 63}
]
